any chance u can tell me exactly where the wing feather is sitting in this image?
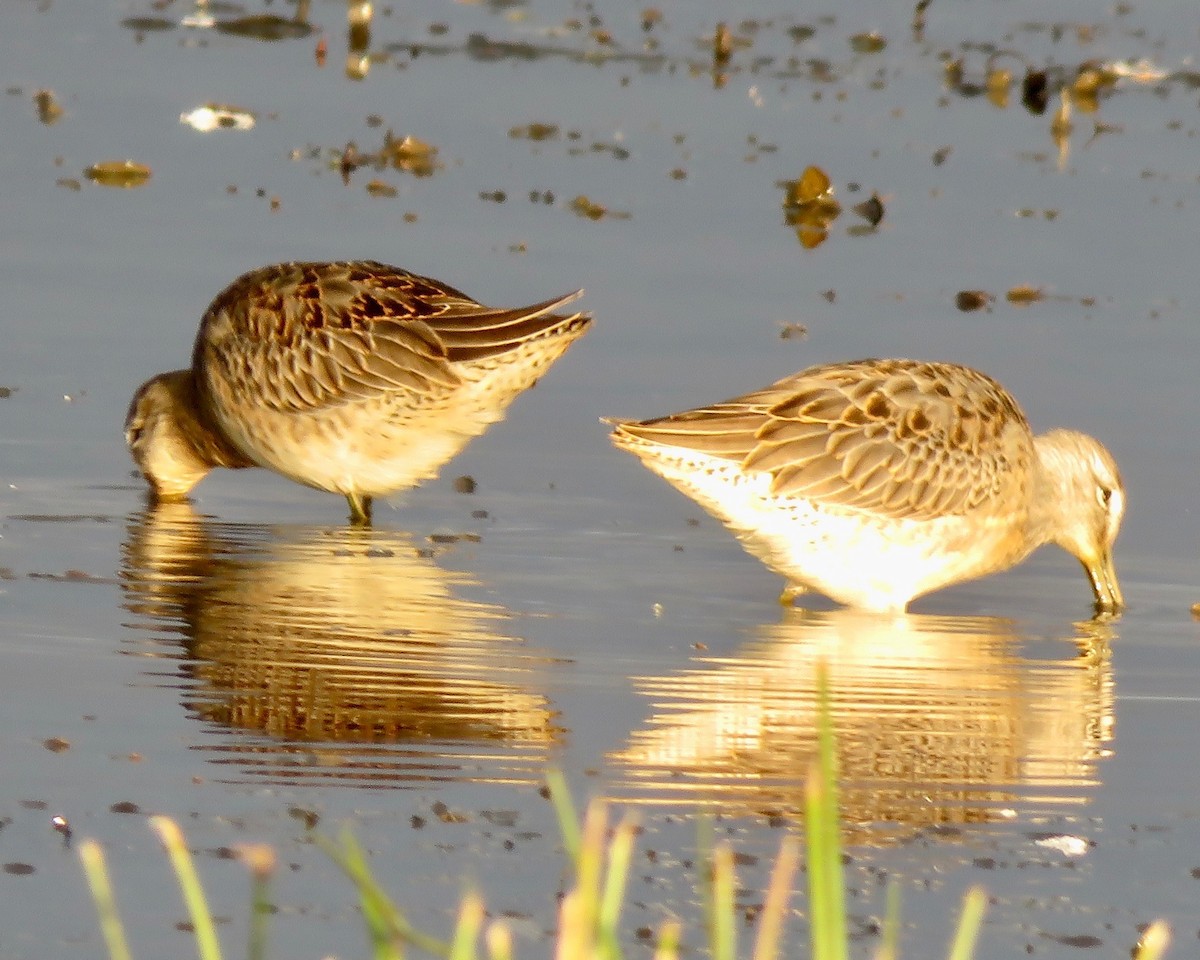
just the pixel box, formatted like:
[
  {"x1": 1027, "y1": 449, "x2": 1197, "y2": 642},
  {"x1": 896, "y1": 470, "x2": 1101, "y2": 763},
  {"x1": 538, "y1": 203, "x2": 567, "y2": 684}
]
[
  {"x1": 194, "y1": 260, "x2": 587, "y2": 416},
  {"x1": 614, "y1": 358, "x2": 1035, "y2": 521}
]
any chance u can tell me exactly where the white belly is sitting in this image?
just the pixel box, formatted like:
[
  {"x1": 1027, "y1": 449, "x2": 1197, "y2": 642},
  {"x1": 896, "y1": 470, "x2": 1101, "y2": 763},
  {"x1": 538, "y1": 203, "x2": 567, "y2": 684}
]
[{"x1": 630, "y1": 446, "x2": 1023, "y2": 613}]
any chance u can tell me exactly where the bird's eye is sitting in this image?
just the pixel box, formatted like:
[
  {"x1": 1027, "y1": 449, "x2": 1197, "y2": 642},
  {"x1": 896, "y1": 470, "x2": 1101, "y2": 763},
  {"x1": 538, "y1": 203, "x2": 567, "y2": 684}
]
[
  {"x1": 125, "y1": 424, "x2": 144, "y2": 447},
  {"x1": 1097, "y1": 486, "x2": 1113, "y2": 507}
]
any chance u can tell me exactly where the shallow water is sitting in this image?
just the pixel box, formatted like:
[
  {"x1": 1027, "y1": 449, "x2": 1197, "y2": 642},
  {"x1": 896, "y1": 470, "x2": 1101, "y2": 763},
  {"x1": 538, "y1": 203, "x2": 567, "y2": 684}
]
[{"x1": 2, "y1": 0, "x2": 1200, "y2": 956}]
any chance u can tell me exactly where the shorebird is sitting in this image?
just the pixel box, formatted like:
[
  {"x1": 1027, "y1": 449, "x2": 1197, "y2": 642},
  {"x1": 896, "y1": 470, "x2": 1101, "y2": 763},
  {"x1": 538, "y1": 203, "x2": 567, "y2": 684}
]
[
  {"x1": 610, "y1": 358, "x2": 1124, "y2": 614},
  {"x1": 126, "y1": 260, "x2": 590, "y2": 523}
]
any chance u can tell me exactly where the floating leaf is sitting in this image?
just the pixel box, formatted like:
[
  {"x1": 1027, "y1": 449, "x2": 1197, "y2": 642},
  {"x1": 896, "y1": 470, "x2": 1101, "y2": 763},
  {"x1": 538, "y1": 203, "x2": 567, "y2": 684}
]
[
  {"x1": 985, "y1": 67, "x2": 1010, "y2": 109},
  {"x1": 849, "y1": 32, "x2": 886, "y2": 54},
  {"x1": 33, "y1": 90, "x2": 63, "y2": 125},
  {"x1": 713, "y1": 22, "x2": 733, "y2": 65},
  {"x1": 509, "y1": 122, "x2": 560, "y2": 141},
  {"x1": 1006, "y1": 285, "x2": 1043, "y2": 305},
  {"x1": 567, "y1": 195, "x2": 630, "y2": 221},
  {"x1": 781, "y1": 166, "x2": 840, "y2": 247},
  {"x1": 1073, "y1": 62, "x2": 1118, "y2": 98},
  {"x1": 783, "y1": 165, "x2": 835, "y2": 206},
  {"x1": 570, "y1": 195, "x2": 608, "y2": 220},
  {"x1": 84, "y1": 160, "x2": 152, "y2": 188},
  {"x1": 365, "y1": 179, "x2": 398, "y2": 198},
  {"x1": 384, "y1": 134, "x2": 439, "y2": 177}
]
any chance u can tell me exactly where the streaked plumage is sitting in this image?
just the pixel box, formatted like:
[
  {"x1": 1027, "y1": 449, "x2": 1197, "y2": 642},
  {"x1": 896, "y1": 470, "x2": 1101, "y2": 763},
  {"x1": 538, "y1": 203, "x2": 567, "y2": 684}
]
[
  {"x1": 610, "y1": 358, "x2": 1124, "y2": 613},
  {"x1": 126, "y1": 260, "x2": 590, "y2": 522}
]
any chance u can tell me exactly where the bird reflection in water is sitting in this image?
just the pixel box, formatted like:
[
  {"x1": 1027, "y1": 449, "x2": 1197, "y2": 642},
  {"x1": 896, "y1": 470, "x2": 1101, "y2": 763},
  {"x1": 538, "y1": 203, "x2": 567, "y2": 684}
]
[
  {"x1": 120, "y1": 502, "x2": 562, "y2": 787},
  {"x1": 608, "y1": 610, "x2": 1114, "y2": 842}
]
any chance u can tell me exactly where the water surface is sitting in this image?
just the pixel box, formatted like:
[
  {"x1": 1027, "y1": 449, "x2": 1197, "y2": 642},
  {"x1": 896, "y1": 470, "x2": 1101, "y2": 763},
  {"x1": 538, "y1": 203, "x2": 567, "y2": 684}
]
[{"x1": 2, "y1": 0, "x2": 1200, "y2": 956}]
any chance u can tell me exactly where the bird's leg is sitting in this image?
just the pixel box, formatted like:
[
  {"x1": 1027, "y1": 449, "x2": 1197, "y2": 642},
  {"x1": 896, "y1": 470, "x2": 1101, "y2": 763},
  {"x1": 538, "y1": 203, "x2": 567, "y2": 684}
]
[
  {"x1": 347, "y1": 492, "x2": 373, "y2": 526},
  {"x1": 779, "y1": 582, "x2": 808, "y2": 606}
]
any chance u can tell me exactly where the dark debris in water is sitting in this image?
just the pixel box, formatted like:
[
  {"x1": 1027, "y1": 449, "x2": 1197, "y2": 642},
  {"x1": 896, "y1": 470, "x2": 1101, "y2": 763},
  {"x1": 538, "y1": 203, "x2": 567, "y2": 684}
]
[
  {"x1": 569, "y1": 195, "x2": 631, "y2": 221},
  {"x1": 33, "y1": 90, "x2": 63, "y2": 125},
  {"x1": 480, "y1": 809, "x2": 519, "y2": 827},
  {"x1": 288, "y1": 806, "x2": 320, "y2": 829},
  {"x1": 27, "y1": 570, "x2": 118, "y2": 585},
  {"x1": 852, "y1": 192, "x2": 885, "y2": 226},
  {"x1": 109, "y1": 801, "x2": 141, "y2": 815},
  {"x1": 509, "y1": 122, "x2": 560, "y2": 141},
  {"x1": 955, "y1": 289, "x2": 994, "y2": 312},
  {"x1": 848, "y1": 32, "x2": 886, "y2": 54},
  {"x1": 428, "y1": 532, "x2": 482, "y2": 545},
  {"x1": 119, "y1": 16, "x2": 175, "y2": 33},
  {"x1": 214, "y1": 14, "x2": 315, "y2": 42},
  {"x1": 431, "y1": 800, "x2": 468, "y2": 824},
  {"x1": 1038, "y1": 931, "x2": 1103, "y2": 949},
  {"x1": 10, "y1": 514, "x2": 109, "y2": 523}
]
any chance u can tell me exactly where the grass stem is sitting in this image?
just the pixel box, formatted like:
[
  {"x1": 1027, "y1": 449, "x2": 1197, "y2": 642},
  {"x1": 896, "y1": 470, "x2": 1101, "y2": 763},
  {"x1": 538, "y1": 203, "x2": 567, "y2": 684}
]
[
  {"x1": 149, "y1": 817, "x2": 222, "y2": 960},
  {"x1": 78, "y1": 840, "x2": 134, "y2": 960}
]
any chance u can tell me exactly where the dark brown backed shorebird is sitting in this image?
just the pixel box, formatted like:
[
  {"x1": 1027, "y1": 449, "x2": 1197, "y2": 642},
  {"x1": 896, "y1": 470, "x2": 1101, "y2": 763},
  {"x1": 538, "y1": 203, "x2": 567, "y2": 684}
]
[
  {"x1": 610, "y1": 358, "x2": 1124, "y2": 614},
  {"x1": 126, "y1": 260, "x2": 590, "y2": 523}
]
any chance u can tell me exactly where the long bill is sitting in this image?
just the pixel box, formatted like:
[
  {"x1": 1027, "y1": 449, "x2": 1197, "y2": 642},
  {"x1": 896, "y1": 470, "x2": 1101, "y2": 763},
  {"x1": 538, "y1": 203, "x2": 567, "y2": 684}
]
[{"x1": 1084, "y1": 549, "x2": 1123, "y2": 613}]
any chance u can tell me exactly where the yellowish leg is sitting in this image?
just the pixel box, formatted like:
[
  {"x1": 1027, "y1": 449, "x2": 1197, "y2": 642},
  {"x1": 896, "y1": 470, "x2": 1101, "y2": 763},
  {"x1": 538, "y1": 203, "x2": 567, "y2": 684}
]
[
  {"x1": 779, "y1": 583, "x2": 808, "y2": 606},
  {"x1": 346, "y1": 493, "x2": 373, "y2": 526}
]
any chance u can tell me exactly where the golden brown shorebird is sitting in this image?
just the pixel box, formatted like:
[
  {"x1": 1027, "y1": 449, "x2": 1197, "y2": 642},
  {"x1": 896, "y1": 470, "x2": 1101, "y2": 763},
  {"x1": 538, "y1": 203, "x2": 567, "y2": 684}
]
[
  {"x1": 610, "y1": 358, "x2": 1124, "y2": 614},
  {"x1": 126, "y1": 260, "x2": 590, "y2": 523}
]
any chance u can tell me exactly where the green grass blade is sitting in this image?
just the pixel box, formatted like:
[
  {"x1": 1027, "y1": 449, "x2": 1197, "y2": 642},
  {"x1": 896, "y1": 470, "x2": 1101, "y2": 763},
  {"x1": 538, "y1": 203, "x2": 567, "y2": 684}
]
[
  {"x1": 448, "y1": 891, "x2": 484, "y2": 960},
  {"x1": 1134, "y1": 920, "x2": 1171, "y2": 960},
  {"x1": 574, "y1": 802, "x2": 608, "y2": 946},
  {"x1": 545, "y1": 770, "x2": 582, "y2": 868},
  {"x1": 873, "y1": 880, "x2": 901, "y2": 960},
  {"x1": 807, "y1": 662, "x2": 847, "y2": 960},
  {"x1": 654, "y1": 919, "x2": 682, "y2": 960},
  {"x1": 710, "y1": 844, "x2": 737, "y2": 960},
  {"x1": 696, "y1": 812, "x2": 716, "y2": 949},
  {"x1": 485, "y1": 921, "x2": 513, "y2": 960},
  {"x1": 317, "y1": 828, "x2": 450, "y2": 959},
  {"x1": 597, "y1": 815, "x2": 638, "y2": 960},
  {"x1": 752, "y1": 835, "x2": 799, "y2": 960},
  {"x1": 235, "y1": 845, "x2": 275, "y2": 960},
  {"x1": 78, "y1": 840, "x2": 134, "y2": 960},
  {"x1": 149, "y1": 817, "x2": 222, "y2": 960},
  {"x1": 945, "y1": 887, "x2": 986, "y2": 960}
]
